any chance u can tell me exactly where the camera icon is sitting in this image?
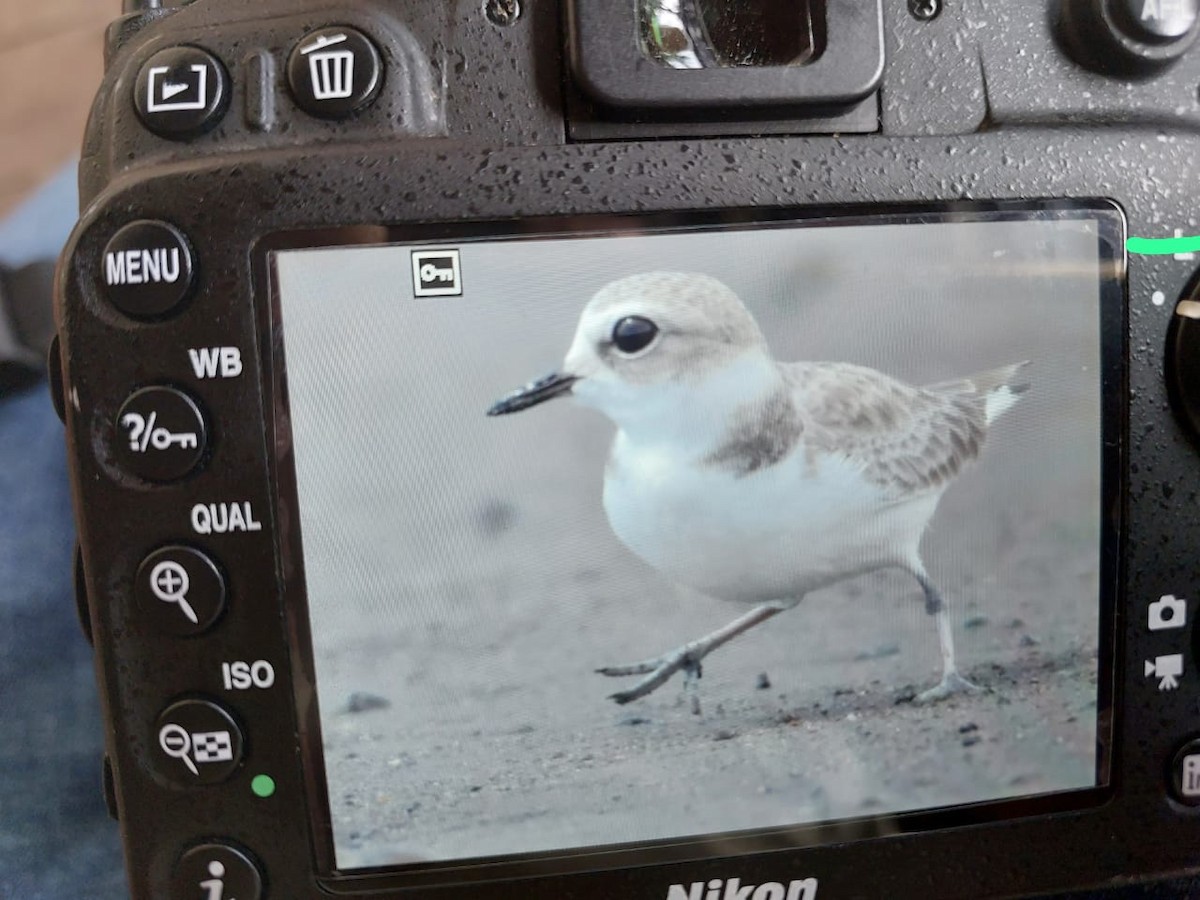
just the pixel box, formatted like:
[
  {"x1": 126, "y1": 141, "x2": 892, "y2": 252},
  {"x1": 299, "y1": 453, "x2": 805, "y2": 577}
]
[{"x1": 1148, "y1": 594, "x2": 1187, "y2": 631}]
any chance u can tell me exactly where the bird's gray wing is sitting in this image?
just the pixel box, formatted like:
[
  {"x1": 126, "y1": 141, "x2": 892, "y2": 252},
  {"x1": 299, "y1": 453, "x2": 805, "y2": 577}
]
[{"x1": 786, "y1": 362, "x2": 988, "y2": 497}]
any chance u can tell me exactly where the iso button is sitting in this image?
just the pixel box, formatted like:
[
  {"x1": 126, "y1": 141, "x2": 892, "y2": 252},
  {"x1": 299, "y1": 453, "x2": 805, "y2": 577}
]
[
  {"x1": 101, "y1": 221, "x2": 195, "y2": 320},
  {"x1": 136, "y1": 546, "x2": 226, "y2": 636},
  {"x1": 288, "y1": 26, "x2": 383, "y2": 118},
  {"x1": 135, "y1": 46, "x2": 230, "y2": 139},
  {"x1": 155, "y1": 699, "x2": 244, "y2": 786},
  {"x1": 116, "y1": 386, "x2": 207, "y2": 482}
]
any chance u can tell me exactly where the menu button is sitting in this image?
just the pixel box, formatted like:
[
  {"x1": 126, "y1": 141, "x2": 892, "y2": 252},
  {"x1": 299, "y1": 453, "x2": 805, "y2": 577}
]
[{"x1": 102, "y1": 221, "x2": 195, "y2": 319}]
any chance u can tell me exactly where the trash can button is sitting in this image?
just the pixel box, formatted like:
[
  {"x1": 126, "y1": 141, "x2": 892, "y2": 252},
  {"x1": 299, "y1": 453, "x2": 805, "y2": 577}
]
[{"x1": 287, "y1": 26, "x2": 383, "y2": 119}]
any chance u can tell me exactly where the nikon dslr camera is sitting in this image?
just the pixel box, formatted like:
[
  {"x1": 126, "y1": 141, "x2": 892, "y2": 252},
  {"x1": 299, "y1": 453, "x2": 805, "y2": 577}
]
[{"x1": 53, "y1": 0, "x2": 1200, "y2": 897}]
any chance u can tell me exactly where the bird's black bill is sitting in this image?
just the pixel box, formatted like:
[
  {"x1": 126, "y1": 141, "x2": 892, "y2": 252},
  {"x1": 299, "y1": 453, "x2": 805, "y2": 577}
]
[{"x1": 487, "y1": 372, "x2": 578, "y2": 416}]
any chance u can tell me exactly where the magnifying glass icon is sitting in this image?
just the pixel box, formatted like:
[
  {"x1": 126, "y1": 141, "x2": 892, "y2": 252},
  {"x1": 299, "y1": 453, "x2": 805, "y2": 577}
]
[
  {"x1": 148, "y1": 560, "x2": 199, "y2": 625},
  {"x1": 159, "y1": 723, "x2": 199, "y2": 775}
]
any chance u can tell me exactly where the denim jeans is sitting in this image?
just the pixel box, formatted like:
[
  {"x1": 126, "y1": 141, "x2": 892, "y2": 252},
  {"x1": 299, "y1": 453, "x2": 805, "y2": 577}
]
[{"x1": 0, "y1": 167, "x2": 127, "y2": 899}]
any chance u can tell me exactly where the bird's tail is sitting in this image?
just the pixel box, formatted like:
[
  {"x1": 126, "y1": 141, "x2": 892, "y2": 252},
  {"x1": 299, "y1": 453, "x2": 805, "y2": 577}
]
[{"x1": 924, "y1": 361, "x2": 1031, "y2": 425}]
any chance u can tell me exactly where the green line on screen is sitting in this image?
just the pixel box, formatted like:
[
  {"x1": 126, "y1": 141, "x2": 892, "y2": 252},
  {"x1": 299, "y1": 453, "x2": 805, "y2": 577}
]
[{"x1": 1127, "y1": 235, "x2": 1200, "y2": 255}]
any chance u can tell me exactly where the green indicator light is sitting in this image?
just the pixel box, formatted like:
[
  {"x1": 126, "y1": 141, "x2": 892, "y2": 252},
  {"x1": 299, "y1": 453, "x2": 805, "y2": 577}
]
[
  {"x1": 251, "y1": 774, "x2": 276, "y2": 798},
  {"x1": 1128, "y1": 235, "x2": 1200, "y2": 256}
]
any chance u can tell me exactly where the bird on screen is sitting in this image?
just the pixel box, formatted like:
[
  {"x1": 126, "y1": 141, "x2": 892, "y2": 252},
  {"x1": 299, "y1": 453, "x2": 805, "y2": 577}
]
[{"x1": 488, "y1": 272, "x2": 1028, "y2": 706}]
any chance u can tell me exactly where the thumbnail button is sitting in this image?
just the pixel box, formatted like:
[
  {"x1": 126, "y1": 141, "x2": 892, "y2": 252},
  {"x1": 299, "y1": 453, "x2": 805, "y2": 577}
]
[
  {"x1": 101, "y1": 221, "x2": 194, "y2": 320},
  {"x1": 288, "y1": 26, "x2": 383, "y2": 118},
  {"x1": 115, "y1": 386, "x2": 207, "y2": 482},
  {"x1": 135, "y1": 46, "x2": 230, "y2": 138},
  {"x1": 155, "y1": 699, "x2": 244, "y2": 786},
  {"x1": 136, "y1": 546, "x2": 226, "y2": 636},
  {"x1": 173, "y1": 843, "x2": 262, "y2": 900}
]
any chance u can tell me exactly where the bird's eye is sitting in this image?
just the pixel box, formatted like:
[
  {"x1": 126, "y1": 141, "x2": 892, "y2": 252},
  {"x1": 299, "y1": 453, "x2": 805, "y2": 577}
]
[{"x1": 611, "y1": 316, "x2": 659, "y2": 355}]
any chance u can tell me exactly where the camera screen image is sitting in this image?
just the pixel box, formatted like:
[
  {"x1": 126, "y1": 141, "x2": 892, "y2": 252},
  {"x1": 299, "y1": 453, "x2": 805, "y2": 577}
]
[{"x1": 271, "y1": 207, "x2": 1117, "y2": 873}]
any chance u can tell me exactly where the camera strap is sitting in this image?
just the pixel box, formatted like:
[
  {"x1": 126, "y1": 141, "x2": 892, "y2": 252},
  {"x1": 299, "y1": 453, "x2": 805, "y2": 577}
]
[{"x1": 0, "y1": 261, "x2": 56, "y2": 394}]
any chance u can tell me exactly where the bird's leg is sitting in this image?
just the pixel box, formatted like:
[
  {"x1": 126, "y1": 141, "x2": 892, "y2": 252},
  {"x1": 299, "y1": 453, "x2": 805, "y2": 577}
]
[
  {"x1": 912, "y1": 571, "x2": 981, "y2": 703},
  {"x1": 598, "y1": 599, "x2": 798, "y2": 705},
  {"x1": 682, "y1": 656, "x2": 703, "y2": 716}
]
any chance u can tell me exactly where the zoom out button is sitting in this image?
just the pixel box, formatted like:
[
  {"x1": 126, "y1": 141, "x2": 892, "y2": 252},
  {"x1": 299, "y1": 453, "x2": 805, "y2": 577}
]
[{"x1": 155, "y1": 699, "x2": 244, "y2": 786}]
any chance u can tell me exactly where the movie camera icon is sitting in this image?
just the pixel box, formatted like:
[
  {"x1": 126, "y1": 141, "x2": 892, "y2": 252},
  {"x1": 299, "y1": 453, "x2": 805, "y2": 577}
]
[{"x1": 1145, "y1": 653, "x2": 1184, "y2": 691}]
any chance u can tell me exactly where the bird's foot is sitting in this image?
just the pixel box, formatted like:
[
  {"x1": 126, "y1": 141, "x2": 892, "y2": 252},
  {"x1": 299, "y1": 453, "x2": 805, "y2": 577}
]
[
  {"x1": 598, "y1": 649, "x2": 701, "y2": 705},
  {"x1": 914, "y1": 670, "x2": 982, "y2": 704}
]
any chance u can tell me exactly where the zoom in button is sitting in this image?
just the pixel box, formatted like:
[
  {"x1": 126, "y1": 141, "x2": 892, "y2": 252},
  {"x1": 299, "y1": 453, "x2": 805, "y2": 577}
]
[
  {"x1": 136, "y1": 546, "x2": 226, "y2": 636},
  {"x1": 116, "y1": 386, "x2": 207, "y2": 482}
]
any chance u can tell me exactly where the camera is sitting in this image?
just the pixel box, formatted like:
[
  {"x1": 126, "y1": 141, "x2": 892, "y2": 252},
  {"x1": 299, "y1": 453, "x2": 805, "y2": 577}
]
[
  {"x1": 50, "y1": 0, "x2": 1200, "y2": 898},
  {"x1": 1148, "y1": 594, "x2": 1188, "y2": 631}
]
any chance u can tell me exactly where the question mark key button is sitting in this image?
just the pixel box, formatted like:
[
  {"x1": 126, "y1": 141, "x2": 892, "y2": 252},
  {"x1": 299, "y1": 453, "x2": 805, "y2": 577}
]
[
  {"x1": 136, "y1": 546, "x2": 226, "y2": 636},
  {"x1": 115, "y1": 386, "x2": 207, "y2": 482}
]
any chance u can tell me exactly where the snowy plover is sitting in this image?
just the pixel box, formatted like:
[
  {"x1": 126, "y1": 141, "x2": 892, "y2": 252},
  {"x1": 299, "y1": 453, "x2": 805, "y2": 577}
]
[{"x1": 488, "y1": 272, "x2": 1027, "y2": 706}]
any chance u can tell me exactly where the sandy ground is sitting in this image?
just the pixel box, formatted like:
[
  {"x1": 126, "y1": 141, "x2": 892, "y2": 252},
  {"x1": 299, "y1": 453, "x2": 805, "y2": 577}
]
[
  {"x1": 276, "y1": 216, "x2": 1106, "y2": 869},
  {"x1": 319, "y1": 532, "x2": 1100, "y2": 870}
]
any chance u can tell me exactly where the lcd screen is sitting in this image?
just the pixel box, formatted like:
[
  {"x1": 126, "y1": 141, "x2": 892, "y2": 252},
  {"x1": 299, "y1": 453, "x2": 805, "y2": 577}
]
[{"x1": 269, "y1": 205, "x2": 1119, "y2": 875}]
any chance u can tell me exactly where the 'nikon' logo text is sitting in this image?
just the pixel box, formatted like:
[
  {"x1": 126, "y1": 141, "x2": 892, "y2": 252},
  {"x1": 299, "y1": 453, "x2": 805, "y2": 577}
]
[{"x1": 667, "y1": 877, "x2": 818, "y2": 900}]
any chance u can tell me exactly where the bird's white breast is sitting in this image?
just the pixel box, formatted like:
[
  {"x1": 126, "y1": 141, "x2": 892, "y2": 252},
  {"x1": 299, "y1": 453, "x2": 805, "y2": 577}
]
[{"x1": 602, "y1": 433, "x2": 940, "y2": 603}]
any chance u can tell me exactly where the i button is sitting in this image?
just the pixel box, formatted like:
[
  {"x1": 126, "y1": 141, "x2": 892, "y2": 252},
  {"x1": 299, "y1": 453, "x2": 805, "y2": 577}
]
[
  {"x1": 1171, "y1": 739, "x2": 1200, "y2": 805},
  {"x1": 173, "y1": 844, "x2": 263, "y2": 900}
]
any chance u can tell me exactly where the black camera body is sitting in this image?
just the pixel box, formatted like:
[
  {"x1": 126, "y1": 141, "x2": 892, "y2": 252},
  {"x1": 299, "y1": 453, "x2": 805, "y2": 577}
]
[{"x1": 53, "y1": 1, "x2": 1200, "y2": 898}]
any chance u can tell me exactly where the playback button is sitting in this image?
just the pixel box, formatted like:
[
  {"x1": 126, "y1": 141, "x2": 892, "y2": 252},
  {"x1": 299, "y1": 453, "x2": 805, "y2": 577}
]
[
  {"x1": 135, "y1": 46, "x2": 230, "y2": 139},
  {"x1": 136, "y1": 546, "x2": 226, "y2": 636},
  {"x1": 115, "y1": 386, "x2": 207, "y2": 482}
]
